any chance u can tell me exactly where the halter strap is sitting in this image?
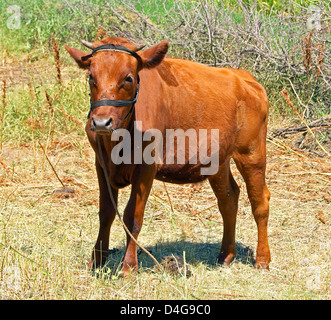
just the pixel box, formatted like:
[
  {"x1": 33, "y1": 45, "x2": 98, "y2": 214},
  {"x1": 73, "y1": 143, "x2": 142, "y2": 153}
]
[{"x1": 81, "y1": 44, "x2": 140, "y2": 61}]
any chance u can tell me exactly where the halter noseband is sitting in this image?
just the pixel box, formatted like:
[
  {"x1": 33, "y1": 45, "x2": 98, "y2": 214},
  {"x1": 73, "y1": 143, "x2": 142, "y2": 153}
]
[{"x1": 83, "y1": 44, "x2": 141, "y2": 119}]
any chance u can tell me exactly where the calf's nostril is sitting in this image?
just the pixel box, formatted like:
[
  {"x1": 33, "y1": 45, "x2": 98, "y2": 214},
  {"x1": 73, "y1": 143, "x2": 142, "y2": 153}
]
[{"x1": 105, "y1": 117, "x2": 113, "y2": 127}]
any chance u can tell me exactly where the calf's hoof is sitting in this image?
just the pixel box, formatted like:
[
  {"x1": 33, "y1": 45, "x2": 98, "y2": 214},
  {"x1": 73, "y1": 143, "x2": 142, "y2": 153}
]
[
  {"x1": 218, "y1": 251, "x2": 235, "y2": 266},
  {"x1": 254, "y1": 258, "x2": 270, "y2": 270}
]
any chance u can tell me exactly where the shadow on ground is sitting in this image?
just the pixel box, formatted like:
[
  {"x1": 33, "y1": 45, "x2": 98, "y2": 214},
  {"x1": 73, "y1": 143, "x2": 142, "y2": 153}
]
[{"x1": 102, "y1": 240, "x2": 255, "y2": 274}]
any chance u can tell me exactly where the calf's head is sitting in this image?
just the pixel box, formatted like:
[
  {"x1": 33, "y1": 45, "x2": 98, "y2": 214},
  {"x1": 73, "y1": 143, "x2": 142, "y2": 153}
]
[{"x1": 65, "y1": 37, "x2": 169, "y2": 133}]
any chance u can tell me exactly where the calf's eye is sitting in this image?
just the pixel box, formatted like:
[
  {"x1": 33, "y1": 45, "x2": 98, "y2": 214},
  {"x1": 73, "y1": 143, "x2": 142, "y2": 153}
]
[
  {"x1": 89, "y1": 74, "x2": 96, "y2": 86},
  {"x1": 125, "y1": 76, "x2": 133, "y2": 83}
]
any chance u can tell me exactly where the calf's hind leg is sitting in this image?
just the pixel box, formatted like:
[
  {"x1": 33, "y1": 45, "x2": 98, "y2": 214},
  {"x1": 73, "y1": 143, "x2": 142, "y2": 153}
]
[
  {"x1": 233, "y1": 151, "x2": 271, "y2": 269},
  {"x1": 208, "y1": 162, "x2": 240, "y2": 266}
]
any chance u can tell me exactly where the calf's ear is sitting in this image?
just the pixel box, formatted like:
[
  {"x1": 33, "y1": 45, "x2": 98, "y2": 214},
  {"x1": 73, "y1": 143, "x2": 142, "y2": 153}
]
[
  {"x1": 139, "y1": 41, "x2": 169, "y2": 69},
  {"x1": 65, "y1": 45, "x2": 90, "y2": 69}
]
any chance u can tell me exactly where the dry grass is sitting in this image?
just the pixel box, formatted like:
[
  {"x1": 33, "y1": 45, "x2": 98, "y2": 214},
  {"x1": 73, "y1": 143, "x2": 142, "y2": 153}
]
[
  {"x1": 0, "y1": 135, "x2": 330, "y2": 300},
  {"x1": 0, "y1": 122, "x2": 330, "y2": 300},
  {"x1": 0, "y1": 52, "x2": 330, "y2": 300}
]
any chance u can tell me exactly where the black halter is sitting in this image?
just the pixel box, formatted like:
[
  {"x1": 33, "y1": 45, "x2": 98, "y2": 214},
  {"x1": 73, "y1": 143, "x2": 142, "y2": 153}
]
[{"x1": 83, "y1": 44, "x2": 141, "y2": 119}]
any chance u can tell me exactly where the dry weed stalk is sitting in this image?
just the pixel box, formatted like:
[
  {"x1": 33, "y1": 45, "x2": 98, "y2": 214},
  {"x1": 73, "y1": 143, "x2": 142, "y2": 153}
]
[
  {"x1": 301, "y1": 30, "x2": 313, "y2": 75},
  {"x1": 52, "y1": 37, "x2": 62, "y2": 85},
  {"x1": 38, "y1": 141, "x2": 65, "y2": 188},
  {"x1": 162, "y1": 182, "x2": 174, "y2": 214},
  {"x1": 45, "y1": 89, "x2": 54, "y2": 114},
  {"x1": 58, "y1": 107, "x2": 84, "y2": 127},
  {"x1": 314, "y1": 42, "x2": 326, "y2": 79},
  {"x1": 25, "y1": 82, "x2": 39, "y2": 172},
  {"x1": 94, "y1": 26, "x2": 106, "y2": 41},
  {"x1": 300, "y1": 30, "x2": 313, "y2": 112},
  {"x1": 44, "y1": 89, "x2": 56, "y2": 163},
  {"x1": 0, "y1": 79, "x2": 6, "y2": 152},
  {"x1": 27, "y1": 81, "x2": 35, "y2": 101},
  {"x1": 280, "y1": 89, "x2": 329, "y2": 157}
]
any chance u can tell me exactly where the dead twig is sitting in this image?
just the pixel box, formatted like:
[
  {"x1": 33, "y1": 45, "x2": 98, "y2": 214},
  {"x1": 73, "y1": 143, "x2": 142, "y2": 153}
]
[
  {"x1": 267, "y1": 135, "x2": 308, "y2": 159},
  {"x1": 280, "y1": 89, "x2": 330, "y2": 157},
  {"x1": 38, "y1": 141, "x2": 65, "y2": 188},
  {"x1": 272, "y1": 115, "x2": 331, "y2": 138}
]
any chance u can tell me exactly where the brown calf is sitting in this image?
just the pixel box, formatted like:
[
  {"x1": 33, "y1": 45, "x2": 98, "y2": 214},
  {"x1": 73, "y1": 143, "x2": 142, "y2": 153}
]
[{"x1": 65, "y1": 36, "x2": 271, "y2": 276}]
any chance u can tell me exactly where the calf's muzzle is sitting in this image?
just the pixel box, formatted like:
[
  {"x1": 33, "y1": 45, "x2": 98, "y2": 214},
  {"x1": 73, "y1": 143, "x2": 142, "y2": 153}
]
[{"x1": 90, "y1": 116, "x2": 113, "y2": 133}]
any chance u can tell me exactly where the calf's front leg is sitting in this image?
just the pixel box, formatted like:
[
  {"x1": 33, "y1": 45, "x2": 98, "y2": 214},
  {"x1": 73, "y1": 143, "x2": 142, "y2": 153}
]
[
  {"x1": 88, "y1": 161, "x2": 118, "y2": 269},
  {"x1": 121, "y1": 165, "x2": 156, "y2": 277}
]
